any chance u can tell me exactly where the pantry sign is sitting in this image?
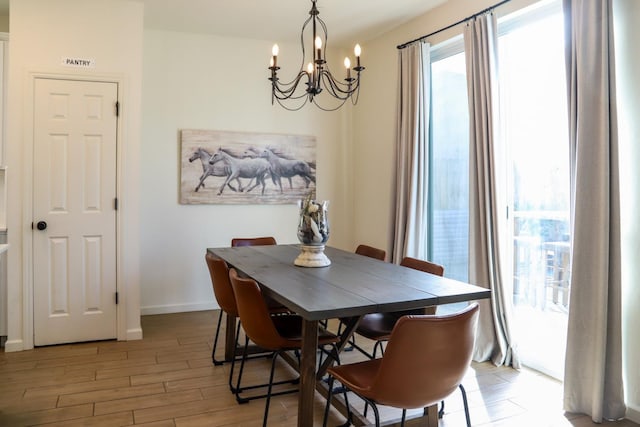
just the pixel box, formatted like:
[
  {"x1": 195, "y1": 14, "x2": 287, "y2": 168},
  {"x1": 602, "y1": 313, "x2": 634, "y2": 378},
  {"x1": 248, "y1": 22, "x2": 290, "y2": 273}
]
[{"x1": 61, "y1": 57, "x2": 96, "y2": 68}]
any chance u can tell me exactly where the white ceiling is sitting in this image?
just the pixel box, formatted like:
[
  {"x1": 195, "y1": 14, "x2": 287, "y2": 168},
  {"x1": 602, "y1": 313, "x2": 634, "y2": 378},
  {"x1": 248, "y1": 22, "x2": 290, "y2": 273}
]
[
  {"x1": 139, "y1": 0, "x2": 447, "y2": 45},
  {"x1": 0, "y1": 0, "x2": 446, "y2": 45}
]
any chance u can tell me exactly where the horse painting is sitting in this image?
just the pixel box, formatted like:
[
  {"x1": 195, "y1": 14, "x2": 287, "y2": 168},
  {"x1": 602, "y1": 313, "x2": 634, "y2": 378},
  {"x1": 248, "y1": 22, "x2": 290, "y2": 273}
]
[
  {"x1": 209, "y1": 148, "x2": 271, "y2": 195},
  {"x1": 180, "y1": 129, "x2": 317, "y2": 204}
]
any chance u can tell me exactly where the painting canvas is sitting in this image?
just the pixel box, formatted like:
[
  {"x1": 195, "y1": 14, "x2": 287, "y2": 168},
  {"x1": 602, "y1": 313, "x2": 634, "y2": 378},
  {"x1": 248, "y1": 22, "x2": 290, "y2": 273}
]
[{"x1": 180, "y1": 129, "x2": 317, "y2": 204}]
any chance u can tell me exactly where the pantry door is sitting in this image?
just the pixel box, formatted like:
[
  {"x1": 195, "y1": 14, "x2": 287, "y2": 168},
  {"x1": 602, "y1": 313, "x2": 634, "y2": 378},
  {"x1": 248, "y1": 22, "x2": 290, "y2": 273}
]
[{"x1": 33, "y1": 78, "x2": 118, "y2": 346}]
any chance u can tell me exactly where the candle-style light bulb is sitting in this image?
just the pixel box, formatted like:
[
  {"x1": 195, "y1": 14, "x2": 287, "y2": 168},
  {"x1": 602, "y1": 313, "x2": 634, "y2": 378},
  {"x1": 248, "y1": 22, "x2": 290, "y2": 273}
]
[
  {"x1": 307, "y1": 62, "x2": 314, "y2": 74},
  {"x1": 271, "y1": 44, "x2": 279, "y2": 68},
  {"x1": 344, "y1": 57, "x2": 351, "y2": 69},
  {"x1": 354, "y1": 44, "x2": 361, "y2": 68},
  {"x1": 315, "y1": 36, "x2": 322, "y2": 62}
]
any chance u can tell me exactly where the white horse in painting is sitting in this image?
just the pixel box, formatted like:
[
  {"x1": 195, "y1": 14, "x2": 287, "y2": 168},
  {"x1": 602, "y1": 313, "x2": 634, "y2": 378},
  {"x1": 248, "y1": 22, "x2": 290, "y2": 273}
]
[
  {"x1": 259, "y1": 148, "x2": 316, "y2": 193},
  {"x1": 189, "y1": 147, "x2": 245, "y2": 192},
  {"x1": 209, "y1": 148, "x2": 271, "y2": 195}
]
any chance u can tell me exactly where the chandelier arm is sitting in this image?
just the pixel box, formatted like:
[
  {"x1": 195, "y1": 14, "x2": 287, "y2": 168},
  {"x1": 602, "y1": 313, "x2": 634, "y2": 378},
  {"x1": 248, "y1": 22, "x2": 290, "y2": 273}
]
[
  {"x1": 276, "y1": 95, "x2": 309, "y2": 111},
  {"x1": 272, "y1": 71, "x2": 310, "y2": 98},
  {"x1": 319, "y1": 70, "x2": 359, "y2": 99},
  {"x1": 319, "y1": 73, "x2": 348, "y2": 100},
  {"x1": 311, "y1": 95, "x2": 348, "y2": 112},
  {"x1": 299, "y1": 14, "x2": 313, "y2": 73}
]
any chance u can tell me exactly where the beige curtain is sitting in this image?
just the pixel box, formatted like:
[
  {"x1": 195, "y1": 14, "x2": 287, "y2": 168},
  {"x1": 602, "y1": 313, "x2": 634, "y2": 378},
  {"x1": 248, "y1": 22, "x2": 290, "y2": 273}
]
[
  {"x1": 562, "y1": 0, "x2": 626, "y2": 421},
  {"x1": 391, "y1": 42, "x2": 431, "y2": 263},
  {"x1": 464, "y1": 13, "x2": 519, "y2": 368}
]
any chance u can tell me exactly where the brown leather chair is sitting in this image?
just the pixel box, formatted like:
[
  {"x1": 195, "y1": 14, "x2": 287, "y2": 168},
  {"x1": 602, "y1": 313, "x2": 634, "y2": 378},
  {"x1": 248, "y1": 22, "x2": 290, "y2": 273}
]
[
  {"x1": 231, "y1": 236, "x2": 277, "y2": 247},
  {"x1": 230, "y1": 236, "x2": 289, "y2": 315},
  {"x1": 400, "y1": 255, "x2": 444, "y2": 276},
  {"x1": 205, "y1": 253, "x2": 291, "y2": 402},
  {"x1": 323, "y1": 303, "x2": 479, "y2": 427},
  {"x1": 206, "y1": 252, "x2": 240, "y2": 367},
  {"x1": 355, "y1": 244, "x2": 386, "y2": 261},
  {"x1": 229, "y1": 268, "x2": 340, "y2": 427},
  {"x1": 354, "y1": 256, "x2": 445, "y2": 359}
]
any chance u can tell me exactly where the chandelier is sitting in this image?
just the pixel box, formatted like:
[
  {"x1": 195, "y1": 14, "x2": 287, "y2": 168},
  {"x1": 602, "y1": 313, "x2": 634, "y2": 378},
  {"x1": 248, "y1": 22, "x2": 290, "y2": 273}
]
[{"x1": 268, "y1": 0, "x2": 365, "y2": 111}]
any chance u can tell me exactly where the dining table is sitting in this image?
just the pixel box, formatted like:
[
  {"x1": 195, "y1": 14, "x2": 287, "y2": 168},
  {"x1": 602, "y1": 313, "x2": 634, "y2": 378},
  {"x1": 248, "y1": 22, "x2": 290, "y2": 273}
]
[{"x1": 207, "y1": 244, "x2": 491, "y2": 426}]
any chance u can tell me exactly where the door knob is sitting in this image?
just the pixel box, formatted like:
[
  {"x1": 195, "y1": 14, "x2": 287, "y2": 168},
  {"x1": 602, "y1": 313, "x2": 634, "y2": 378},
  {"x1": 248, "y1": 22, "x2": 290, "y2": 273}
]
[{"x1": 36, "y1": 221, "x2": 47, "y2": 231}]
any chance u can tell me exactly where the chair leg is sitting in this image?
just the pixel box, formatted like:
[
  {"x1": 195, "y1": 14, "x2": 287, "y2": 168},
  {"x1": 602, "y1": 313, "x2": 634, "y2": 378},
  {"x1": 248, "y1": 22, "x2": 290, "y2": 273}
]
[
  {"x1": 212, "y1": 310, "x2": 224, "y2": 365},
  {"x1": 323, "y1": 376, "x2": 353, "y2": 427},
  {"x1": 323, "y1": 376, "x2": 335, "y2": 427},
  {"x1": 368, "y1": 399, "x2": 380, "y2": 427},
  {"x1": 372, "y1": 341, "x2": 382, "y2": 359},
  {"x1": 231, "y1": 334, "x2": 250, "y2": 397},
  {"x1": 401, "y1": 409, "x2": 406, "y2": 427},
  {"x1": 459, "y1": 384, "x2": 471, "y2": 427},
  {"x1": 228, "y1": 322, "x2": 242, "y2": 393},
  {"x1": 262, "y1": 350, "x2": 282, "y2": 427},
  {"x1": 438, "y1": 399, "x2": 445, "y2": 418}
]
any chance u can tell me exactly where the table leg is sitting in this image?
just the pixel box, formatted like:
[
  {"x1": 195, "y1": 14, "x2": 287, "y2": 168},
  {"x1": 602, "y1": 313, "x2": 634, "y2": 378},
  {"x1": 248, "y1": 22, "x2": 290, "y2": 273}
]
[
  {"x1": 425, "y1": 404, "x2": 439, "y2": 426},
  {"x1": 224, "y1": 314, "x2": 237, "y2": 362},
  {"x1": 299, "y1": 319, "x2": 319, "y2": 427},
  {"x1": 317, "y1": 316, "x2": 361, "y2": 379}
]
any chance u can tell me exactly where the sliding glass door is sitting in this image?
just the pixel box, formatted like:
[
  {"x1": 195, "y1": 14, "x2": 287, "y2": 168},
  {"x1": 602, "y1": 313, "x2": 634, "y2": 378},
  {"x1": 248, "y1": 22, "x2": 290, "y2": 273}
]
[
  {"x1": 498, "y1": 0, "x2": 570, "y2": 379},
  {"x1": 428, "y1": 0, "x2": 570, "y2": 379}
]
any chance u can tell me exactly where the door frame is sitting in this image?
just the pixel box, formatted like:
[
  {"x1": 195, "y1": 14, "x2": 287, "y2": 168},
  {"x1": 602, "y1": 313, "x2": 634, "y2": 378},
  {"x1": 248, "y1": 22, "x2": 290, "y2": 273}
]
[{"x1": 22, "y1": 71, "x2": 126, "y2": 349}]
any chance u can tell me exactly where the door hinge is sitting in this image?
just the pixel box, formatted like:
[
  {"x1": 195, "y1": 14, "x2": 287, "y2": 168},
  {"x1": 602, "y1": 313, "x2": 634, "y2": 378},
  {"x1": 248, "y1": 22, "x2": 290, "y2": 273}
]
[
  {"x1": 115, "y1": 292, "x2": 119, "y2": 305},
  {"x1": 115, "y1": 101, "x2": 120, "y2": 117},
  {"x1": 114, "y1": 197, "x2": 118, "y2": 210}
]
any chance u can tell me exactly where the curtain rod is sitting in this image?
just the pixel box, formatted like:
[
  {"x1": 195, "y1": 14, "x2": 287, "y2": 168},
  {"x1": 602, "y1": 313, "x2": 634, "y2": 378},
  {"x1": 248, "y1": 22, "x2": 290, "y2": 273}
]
[{"x1": 396, "y1": 0, "x2": 513, "y2": 49}]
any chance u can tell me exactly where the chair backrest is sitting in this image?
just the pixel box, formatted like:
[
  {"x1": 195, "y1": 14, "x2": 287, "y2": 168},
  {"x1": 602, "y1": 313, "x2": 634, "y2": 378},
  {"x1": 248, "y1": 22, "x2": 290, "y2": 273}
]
[
  {"x1": 228, "y1": 268, "x2": 288, "y2": 350},
  {"x1": 400, "y1": 256, "x2": 444, "y2": 276},
  {"x1": 205, "y1": 252, "x2": 238, "y2": 317},
  {"x1": 231, "y1": 236, "x2": 277, "y2": 247},
  {"x1": 367, "y1": 303, "x2": 479, "y2": 409},
  {"x1": 355, "y1": 244, "x2": 386, "y2": 261}
]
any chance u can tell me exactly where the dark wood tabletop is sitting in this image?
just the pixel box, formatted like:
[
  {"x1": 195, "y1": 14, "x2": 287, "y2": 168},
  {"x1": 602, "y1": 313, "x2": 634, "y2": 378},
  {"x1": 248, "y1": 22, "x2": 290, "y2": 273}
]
[
  {"x1": 208, "y1": 244, "x2": 490, "y2": 426},
  {"x1": 207, "y1": 244, "x2": 490, "y2": 321}
]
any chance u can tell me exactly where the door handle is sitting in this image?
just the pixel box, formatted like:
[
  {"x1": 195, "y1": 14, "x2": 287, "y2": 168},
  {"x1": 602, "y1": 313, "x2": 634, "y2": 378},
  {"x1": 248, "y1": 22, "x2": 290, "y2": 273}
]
[{"x1": 36, "y1": 221, "x2": 47, "y2": 231}]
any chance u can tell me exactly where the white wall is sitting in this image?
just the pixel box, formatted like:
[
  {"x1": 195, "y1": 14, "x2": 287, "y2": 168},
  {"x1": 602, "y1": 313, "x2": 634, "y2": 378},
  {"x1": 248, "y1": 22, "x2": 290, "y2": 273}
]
[
  {"x1": 615, "y1": 0, "x2": 640, "y2": 422},
  {"x1": 140, "y1": 30, "x2": 352, "y2": 314},
  {"x1": 5, "y1": 0, "x2": 144, "y2": 350}
]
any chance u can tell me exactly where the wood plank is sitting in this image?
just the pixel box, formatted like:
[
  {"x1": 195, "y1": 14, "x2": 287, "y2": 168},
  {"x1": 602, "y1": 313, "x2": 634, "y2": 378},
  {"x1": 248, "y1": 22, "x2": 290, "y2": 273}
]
[
  {"x1": 24, "y1": 377, "x2": 131, "y2": 399},
  {"x1": 94, "y1": 389, "x2": 204, "y2": 416},
  {"x1": 96, "y1": 361, "x2": 190, "y2": 380},
  {"x1": 31, "y1": 411, "x2": 135, "y2": 427},
  {"x1": 58, "y1": 383, "x2": 167, "y2": 407},
  {"x1": 130, "y1": 366, "x2": 215, "y2": 387}
]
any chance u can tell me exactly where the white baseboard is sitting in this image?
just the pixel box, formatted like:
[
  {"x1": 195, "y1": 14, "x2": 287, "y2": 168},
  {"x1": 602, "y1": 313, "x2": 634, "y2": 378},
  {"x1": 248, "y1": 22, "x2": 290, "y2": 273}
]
[
  {"x1": 627, "y1": 406, "x2": 640, "y2": 424},
  {"x1": 140, "y1": 302, "x2": 218, "y2": 316},
  {"x1": 3, "y1": 339, "x2": 24, "y2": 352},
  {"x1": 126, "y1": 327, "x2": 143, "y2": 341}
]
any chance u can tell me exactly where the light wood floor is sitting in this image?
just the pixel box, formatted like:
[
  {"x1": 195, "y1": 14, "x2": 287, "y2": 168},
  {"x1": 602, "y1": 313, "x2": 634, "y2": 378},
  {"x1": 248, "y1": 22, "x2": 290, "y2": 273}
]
[{"x1": 0, "y1": 310, "x2": 637, "y2": 427}]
